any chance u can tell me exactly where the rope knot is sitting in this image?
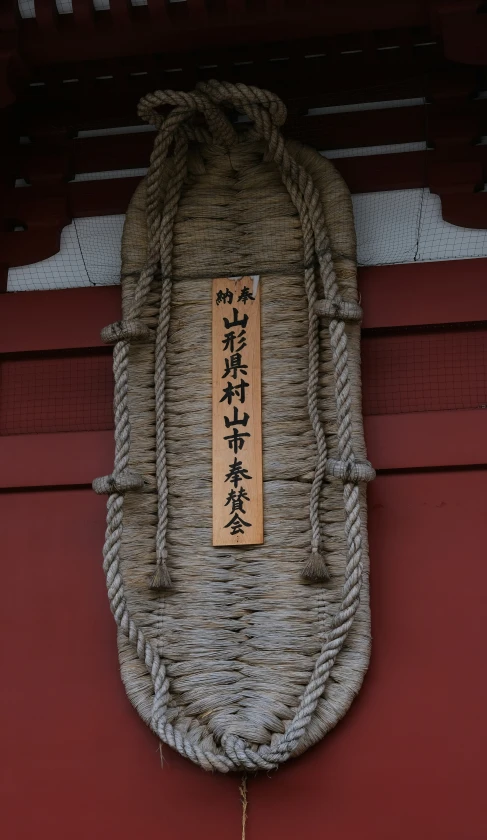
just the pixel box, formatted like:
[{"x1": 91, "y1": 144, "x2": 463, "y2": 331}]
[
  {"x1": 92, "y1": 469, "x2": 145, "y2": 495},
  {"x1": 197, "y1": 79, "x2": 287, "y2": 130},
  {"x1": 315, "y1": 299, "x2": 363, "y2": 323},
  {"x1": 101, "y1": 319, "x2": 152, "y2": 344},
  {"x1": 138, "y1": 88, "x2": 238, "y2": 149},
  {"x1": 326, "y1": 458, "x2": 376, "y2": 484}
]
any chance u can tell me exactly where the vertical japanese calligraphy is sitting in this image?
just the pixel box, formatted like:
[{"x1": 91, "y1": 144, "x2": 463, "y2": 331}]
[{"x1": 212, "y1": 276, "x2": 264, "y2": 546}]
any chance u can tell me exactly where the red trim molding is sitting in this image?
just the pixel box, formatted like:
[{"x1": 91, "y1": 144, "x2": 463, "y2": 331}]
[
  {"x1": 2, "y1": 410, "x2": 486, "y2": 490},
  {"x1": 0, "y1": 430, "x2": 114, "y2": 489},
  {"x1": 359, "y1": 259, "x2": 487, "y2": 329},
  {"x1": 0, "y1": 286, "x2": 121, "y2": 353},
  {"x1": 2, "y1": 271, "x2": 487, "y2": 487},
  {"x1": 366, "y1": 409, "x2": 487, "y2": 471},
  {"x1": 2, "y1": 260, "x2": 487, "y2": 353}
]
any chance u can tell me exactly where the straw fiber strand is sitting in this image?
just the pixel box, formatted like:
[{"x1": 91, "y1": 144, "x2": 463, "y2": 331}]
[{"x1": 95, "y1": 83, "x2": 373, "y2": 772}]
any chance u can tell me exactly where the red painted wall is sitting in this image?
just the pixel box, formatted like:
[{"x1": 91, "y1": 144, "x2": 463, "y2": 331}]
[{"x1": 1, "y1": 266, "x2": 487, "y2": 839}]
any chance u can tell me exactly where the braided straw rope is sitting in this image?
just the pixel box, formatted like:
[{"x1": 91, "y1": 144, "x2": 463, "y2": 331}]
[{"x1": 93, "y1": 82, "x2": 374, "y2": 772}]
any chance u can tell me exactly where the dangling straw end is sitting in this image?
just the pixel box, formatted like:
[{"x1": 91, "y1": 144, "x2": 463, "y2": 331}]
[
  {"x1": 150, "y1": 564, "x2": 172, "y2": 591},
  {"x1": 150, "y1": 550, "x2": 172, "y2": 591},
  {"x1": 302, "y1": 549, "x2": 330, "y2": 583}
]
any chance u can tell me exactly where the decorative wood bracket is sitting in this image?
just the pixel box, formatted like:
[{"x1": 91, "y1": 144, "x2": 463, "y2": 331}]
[{"x1": 437, "y1": 1, "x2": 487, "y2": 65}]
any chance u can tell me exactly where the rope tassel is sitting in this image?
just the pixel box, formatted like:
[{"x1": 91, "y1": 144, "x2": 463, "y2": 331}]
[
  {"x1": 150, "y1": 549, "x2": 172, "y2": 591},
  {"x1": 302, "y1": 542, "x2": 330, "y2": 583}
]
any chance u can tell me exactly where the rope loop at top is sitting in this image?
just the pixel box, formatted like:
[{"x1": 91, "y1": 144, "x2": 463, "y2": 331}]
[
  {"x1": 196, "y1": 79, "x2": 288, "y2": 129},
  {"x1": 137, "y1": 82, "x2": 287, "y2": 154},
  {"x1": 137, "y1": 88, "x2": 238, "y2": 149}
]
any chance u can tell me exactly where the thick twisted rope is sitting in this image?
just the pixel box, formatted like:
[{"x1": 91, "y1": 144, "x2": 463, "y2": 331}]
[{"x1": 94, "y1": 82, "x2": 374, "y2": 771}]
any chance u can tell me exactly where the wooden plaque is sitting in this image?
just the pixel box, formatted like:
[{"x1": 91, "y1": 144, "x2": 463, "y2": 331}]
[{"x1": 212, "y1": 276, "x2": 263, "y2": 546}]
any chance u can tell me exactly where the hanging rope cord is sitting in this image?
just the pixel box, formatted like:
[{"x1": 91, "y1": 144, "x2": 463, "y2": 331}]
[{"x1": 93, "y1": 81, "x2": 375, "y2": 772}]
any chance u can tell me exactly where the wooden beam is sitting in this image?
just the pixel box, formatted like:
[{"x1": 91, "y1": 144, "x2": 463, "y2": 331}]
[
  {"x1": 0, "y1": 286, "x2": 121, "y2": 352},
  {"x1": 3, "y1": 258, "x2": 487, "y2": 354},
  {"x1": 365, "y1": 410, "x2": 487, "y2": 471},
  {"x1": 359, "y1": 259, "x2": 487, "y2": 329},
  {"x1": 3, "y1": 408, "x2": 487, "y2": 490}
]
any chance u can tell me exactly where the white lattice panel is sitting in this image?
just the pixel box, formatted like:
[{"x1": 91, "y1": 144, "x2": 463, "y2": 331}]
[{"x1": 7, "y1": 189, "x2": 487, "y2": 291}]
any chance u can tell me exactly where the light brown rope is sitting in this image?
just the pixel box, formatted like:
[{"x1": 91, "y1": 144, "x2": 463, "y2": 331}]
[
  {"x1": 93, "y1": 81, "x2": 374, "y2": 772},
  {"x1": 239, "y1": 775, "x2": 248, "y2": 840}
]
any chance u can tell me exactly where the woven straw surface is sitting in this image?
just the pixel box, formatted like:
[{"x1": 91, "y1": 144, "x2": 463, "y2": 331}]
[{"x1": 113, "y1": 134, "x2": 371, "y2": 765}]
